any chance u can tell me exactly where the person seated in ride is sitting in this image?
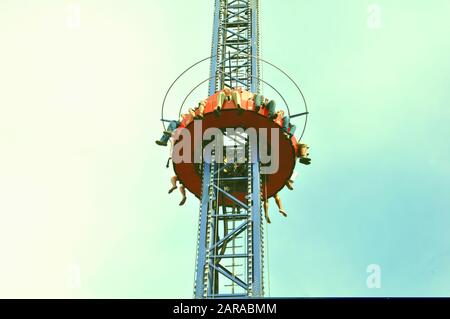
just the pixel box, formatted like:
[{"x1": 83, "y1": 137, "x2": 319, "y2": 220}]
[
  {"x1": 297, "y1": 143, "x2": 311, "y2": 165},
  {"x1": 252, "y1": 93, "x2": 264, "y2": 112},
  {"x1": 281, "y1": 113, "x2": 296, "y2": 139},
  {"x1": 189, "y1": 99, "x2": 206, "y2": 120},
  {"x1": 155, "y1": 113, "x2": 190, "y2": 147},
  {"x1": 215, "y1": 87, "x2": 243, "y2": 116},
  {"x1": 273, "y1": 109, "x2": 284, "y2": 122},
  {"x1": 264, "y1": 98, "x2": 277, "y2": 119},
  {"x1": 251, "y1": 94, "x2": 277, "y2": 119}
]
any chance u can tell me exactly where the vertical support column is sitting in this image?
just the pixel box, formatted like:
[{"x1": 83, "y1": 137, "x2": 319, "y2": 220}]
[
  {"x1": 194, "y1": 152, "x2": 212, "y2": 298},
  {"x1": 209, "y1": 0, "x2": 222, "y2": 96},
  {"x1": 250, "y1": 138, "x2": 263, "y2": 296},
  {"x1": 208, "y1": 163, "x2": 219, "y2": 296},
  {"x1": 250, "y1": 0, "x2": 260, "y2": 93}
]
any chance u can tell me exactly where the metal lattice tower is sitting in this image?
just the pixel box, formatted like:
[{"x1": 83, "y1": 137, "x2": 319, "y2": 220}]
[
  {"x1": 208, "y1": 0, "x2": 260, "y2": 95},
  {"x1": 194, "y1": 0, "x2": 264, "y2": 298}
]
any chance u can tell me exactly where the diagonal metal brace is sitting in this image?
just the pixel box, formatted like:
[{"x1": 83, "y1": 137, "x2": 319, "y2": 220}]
[
  {"x1": 209, "y1": 262, "x2": 248, "y2": 290},
  {"x1": 209, "y1": 220, "x2": 248, "y2": 252},
  {"x1": 212, "y1": 184, "x2": 249, "y2": 210}
]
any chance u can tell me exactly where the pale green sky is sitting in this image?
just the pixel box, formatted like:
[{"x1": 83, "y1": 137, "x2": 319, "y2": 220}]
[{"x1": 0, "y1": 0, "x2": 449, "y2": 298}]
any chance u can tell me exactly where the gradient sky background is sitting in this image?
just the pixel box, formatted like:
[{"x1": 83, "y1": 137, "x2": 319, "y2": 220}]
[{"x1": 0, "y1": 0, "x2": 449, "y2": 298}]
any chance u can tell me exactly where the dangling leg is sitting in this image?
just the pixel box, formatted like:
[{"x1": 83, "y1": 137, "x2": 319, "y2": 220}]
[
  {"x1": 198, "y1": 103, "x2": 205, "y2": 119},
  {"x1": 281, "y1": 116, "x2": 289, "y2": 133},
  {"x1": 232, "y1": 90, "x2": 242, "y2": 110},
  {"x1": 156, "y1": 120, "x2": 179, "y2": 147},
  {"x1": 298, "y1": 143, "x2": 311, "y2": 165},
  {"x1": 179, "y1": 184, "x2": 187, "y2": 206},
  {"x1": 156, "y1": 133, "x2": 170, "y2": 146},
  {"x1": 281, "y1": 116, "x2": 291, "y2": 139},
  {"x1": 164, "y1": 120, "x2": 179, "y2": 135},
  {"x1": 274, "y1": 193, "x2": 287, "y2": 217},
  {"x1": 289, "y1": 124, "x2": 297, "y2": 137},
  {"x1": 215, "y1": 92, "x2": 226, "y2": 116},
  {"x1": 168, "y1": 176, "x2": 178, "y2": 194},
  {"x1": 286, "y1": 179, "x2": 294, "y2": 190},
  {"x1": 263, "y1": 199, "x2": 271, "y2": 224}
]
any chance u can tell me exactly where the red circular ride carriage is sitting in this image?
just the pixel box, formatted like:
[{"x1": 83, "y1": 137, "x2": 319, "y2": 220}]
[{"x1": 171, "y1": 89, "x2": 299, "y2": 205}]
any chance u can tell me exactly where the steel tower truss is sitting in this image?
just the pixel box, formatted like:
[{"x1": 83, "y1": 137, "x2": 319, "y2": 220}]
[
  {"x1": 194, "y1": 133, "x2": 264, "y2": 298},
  {"x1": 194, "y1": 0, "x2": 263, "y2": 298},
  {"x1": 208, "y1": 0, "x2": 260, "y2": 95}
]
